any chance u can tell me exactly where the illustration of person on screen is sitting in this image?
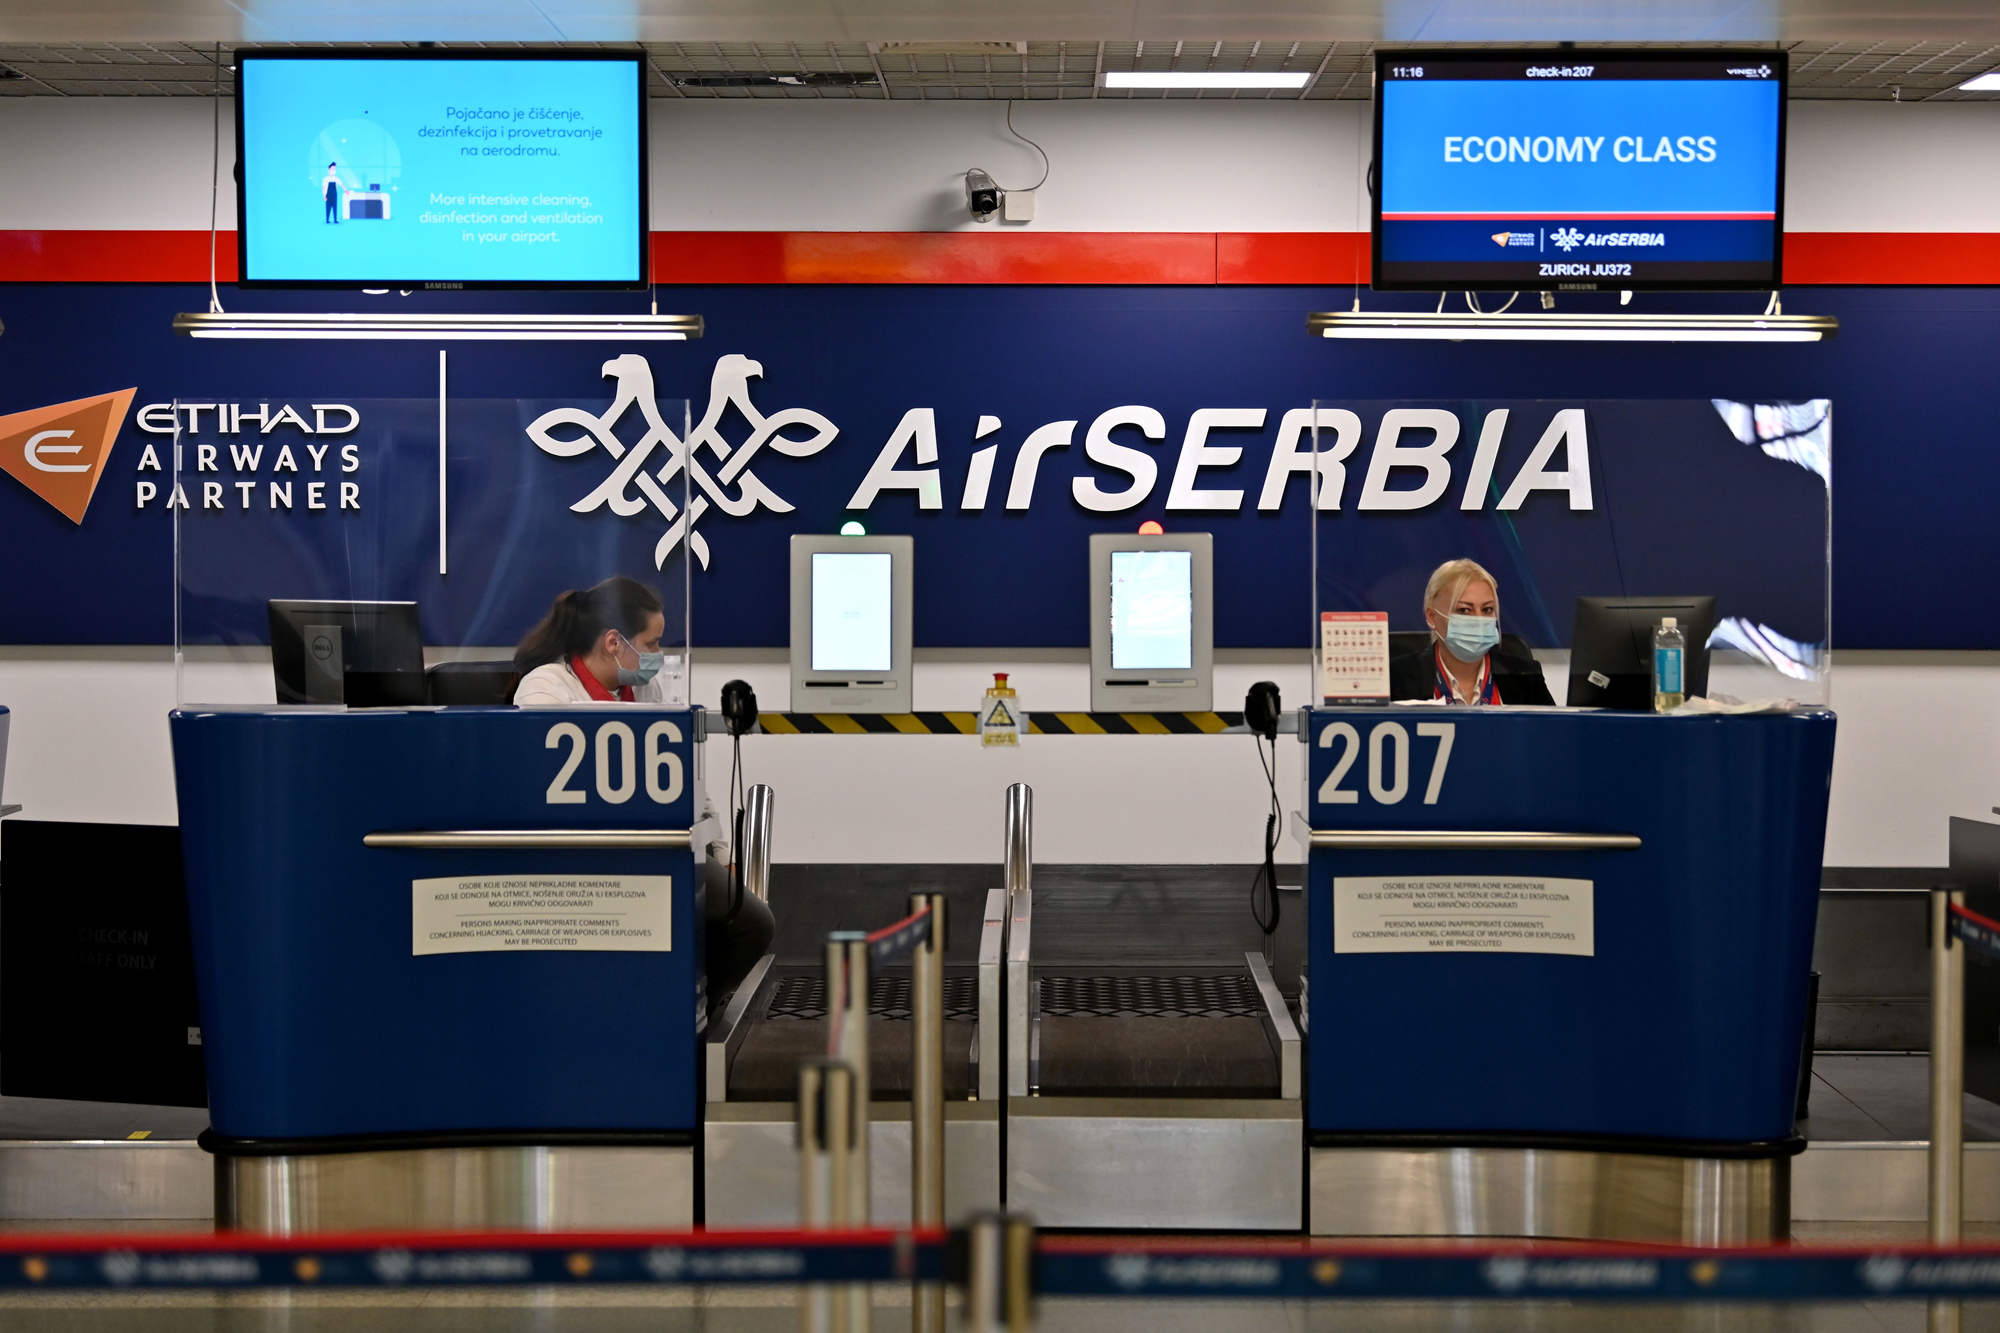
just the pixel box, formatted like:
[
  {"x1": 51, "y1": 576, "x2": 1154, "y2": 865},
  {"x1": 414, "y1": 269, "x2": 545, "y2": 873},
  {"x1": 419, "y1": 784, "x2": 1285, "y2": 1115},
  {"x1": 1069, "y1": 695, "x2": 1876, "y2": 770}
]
[{"x1": 322, "y1": 163, "x2": 342, "y2": 224}]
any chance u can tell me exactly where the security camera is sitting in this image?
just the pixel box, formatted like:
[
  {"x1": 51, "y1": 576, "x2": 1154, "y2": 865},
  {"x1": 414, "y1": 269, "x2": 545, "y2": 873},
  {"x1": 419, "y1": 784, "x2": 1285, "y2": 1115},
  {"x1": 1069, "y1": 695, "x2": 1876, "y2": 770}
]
[{"x1": 965, "y1": 169, "x2": 1000, "y2": 224}]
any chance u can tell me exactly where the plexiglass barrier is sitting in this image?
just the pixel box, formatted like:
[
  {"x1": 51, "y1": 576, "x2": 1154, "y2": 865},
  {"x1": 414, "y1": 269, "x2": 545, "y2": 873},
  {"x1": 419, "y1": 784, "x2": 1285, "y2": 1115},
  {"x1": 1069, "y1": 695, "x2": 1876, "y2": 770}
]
[
  {"x1": 170, "y1": 381, "x2": 693, "y2": 709},
  {"x1": 1308, "y1": 398, "x2": 1830, "y2": 710}
]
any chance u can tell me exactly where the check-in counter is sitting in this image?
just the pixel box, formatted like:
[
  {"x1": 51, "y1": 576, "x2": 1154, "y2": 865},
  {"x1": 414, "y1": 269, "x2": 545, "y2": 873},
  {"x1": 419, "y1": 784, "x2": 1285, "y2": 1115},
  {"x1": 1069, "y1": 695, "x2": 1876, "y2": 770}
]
[
  {"x1": 171, "y1": 705, "x2": 703, "y2": 1232},
  {"x1": 1301, "y1": 705, "x2": 1835, "y2": 1243}
]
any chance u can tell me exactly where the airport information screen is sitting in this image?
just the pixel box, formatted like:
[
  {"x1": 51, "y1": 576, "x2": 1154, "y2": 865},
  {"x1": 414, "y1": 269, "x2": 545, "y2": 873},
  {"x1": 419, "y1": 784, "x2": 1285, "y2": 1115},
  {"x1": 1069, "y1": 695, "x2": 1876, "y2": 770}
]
[
  {"x1": 237, "y1": 53, "x2": 646, "y2": 287},
  {"x1": 1374, "y1": 52, "x2": 1784, "y2": 290},
  {"x1": 1110, "y1": 550, "x2": 1194, "y2": 671},
  {"x1": 812, "y1": 552, "x2": 894, "y2": 673}
]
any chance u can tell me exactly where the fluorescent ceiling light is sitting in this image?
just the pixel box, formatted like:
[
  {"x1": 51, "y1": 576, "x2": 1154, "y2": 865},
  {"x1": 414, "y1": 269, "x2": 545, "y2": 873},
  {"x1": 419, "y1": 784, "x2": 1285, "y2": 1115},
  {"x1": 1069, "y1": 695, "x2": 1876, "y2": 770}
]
[
  {"x1": 1306, "y1": 311, "x2": 1838, "y2": 343},
  {"x1": 173, "y1": 312, "x2": 703, "y2": 342},
  {"x1": 1102, "y1": 72, "x2": 1312, "y2": 90},
  {"x1": 1958, "y1": 71, "x2": 2000, "y2": 91}
]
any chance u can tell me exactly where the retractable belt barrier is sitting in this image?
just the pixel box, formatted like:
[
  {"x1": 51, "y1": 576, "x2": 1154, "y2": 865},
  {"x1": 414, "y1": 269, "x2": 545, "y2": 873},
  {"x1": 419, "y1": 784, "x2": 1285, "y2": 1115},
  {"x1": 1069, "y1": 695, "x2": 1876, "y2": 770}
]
[
  {"x1": 11, "y1": 1229, "x2": 2000, "y2": 1304},
  {"x1": 0, "y1": 1229, "x2": 938, "y2": 1291}
]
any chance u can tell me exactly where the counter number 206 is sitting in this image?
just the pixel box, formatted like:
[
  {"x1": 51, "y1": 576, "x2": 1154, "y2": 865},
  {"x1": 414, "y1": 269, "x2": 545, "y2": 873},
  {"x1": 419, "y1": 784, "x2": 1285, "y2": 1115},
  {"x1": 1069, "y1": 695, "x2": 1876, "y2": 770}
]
[
  {"x1": 1318, "y1": 720, "x2": 1455, "y2": 806},
  {"x1": 545, "y1": 720, "x2": 684, "y2": 805}
]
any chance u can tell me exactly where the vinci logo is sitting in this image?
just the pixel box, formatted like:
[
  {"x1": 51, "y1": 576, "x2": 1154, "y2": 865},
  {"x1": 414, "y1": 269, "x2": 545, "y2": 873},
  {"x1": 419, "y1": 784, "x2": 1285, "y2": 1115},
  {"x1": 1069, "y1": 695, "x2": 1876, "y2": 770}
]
[{"x1": 0, "y1": 389, "x2": 137, "y2": 523}]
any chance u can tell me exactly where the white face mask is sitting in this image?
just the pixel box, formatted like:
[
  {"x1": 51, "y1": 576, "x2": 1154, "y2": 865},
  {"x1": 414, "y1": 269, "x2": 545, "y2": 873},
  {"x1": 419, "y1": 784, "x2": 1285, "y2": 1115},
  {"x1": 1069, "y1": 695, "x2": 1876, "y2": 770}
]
[
  {"x1": 1434, "y1": 612, "x2": 1500, "y2": 664},
  {"x1": 615, "y1": 634, "x2": 665, "y2": 686}
]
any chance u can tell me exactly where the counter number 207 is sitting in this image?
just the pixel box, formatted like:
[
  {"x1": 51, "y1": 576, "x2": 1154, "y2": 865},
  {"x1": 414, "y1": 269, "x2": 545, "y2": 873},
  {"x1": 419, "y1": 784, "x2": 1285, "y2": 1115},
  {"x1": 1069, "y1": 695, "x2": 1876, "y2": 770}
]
[
  {"x1": 1318, "y1": 720, "x2": 1454, "y2": 805},
  {"x1": 545, "y1": 720, "x2": 684, "y2": 805}
]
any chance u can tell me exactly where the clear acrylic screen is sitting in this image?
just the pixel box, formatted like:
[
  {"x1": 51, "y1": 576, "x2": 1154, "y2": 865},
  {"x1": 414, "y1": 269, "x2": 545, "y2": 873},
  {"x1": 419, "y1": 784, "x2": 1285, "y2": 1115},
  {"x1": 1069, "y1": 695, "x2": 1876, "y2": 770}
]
[
  {"x1": 1110, "y1": 549, "x2": 1194, "y2": 671},
  {"x1": 1308, "y1": 398, "x2": 1831, "y2": 708},
  {"x1": 172, "y1": 391, "x2": 693, "y2": 709},
  {"x1": 810, "y1": 551, "x2": 893, "y2": 672}
]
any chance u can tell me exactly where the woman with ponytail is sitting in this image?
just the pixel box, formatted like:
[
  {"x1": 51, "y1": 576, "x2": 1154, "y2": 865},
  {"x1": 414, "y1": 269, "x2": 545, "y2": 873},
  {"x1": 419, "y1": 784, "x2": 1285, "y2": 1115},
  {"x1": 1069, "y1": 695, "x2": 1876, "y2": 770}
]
[{"x1": 513, "y1": 576, "x2": 671, "y2": 705}]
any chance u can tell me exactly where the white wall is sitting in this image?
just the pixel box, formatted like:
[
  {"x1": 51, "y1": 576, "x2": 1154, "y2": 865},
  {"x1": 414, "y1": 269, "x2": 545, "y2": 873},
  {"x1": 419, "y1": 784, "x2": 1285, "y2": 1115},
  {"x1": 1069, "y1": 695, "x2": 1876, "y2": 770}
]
[
  {"x1": 0, "y1": 648, "x2": 1311, "y2": 865},
  {"x1": 1, "y1": 647, "x2": 1991, "y2": 867},
  {"x1": 3, "y1": 96, "x2": 2000, "y2": 235}
]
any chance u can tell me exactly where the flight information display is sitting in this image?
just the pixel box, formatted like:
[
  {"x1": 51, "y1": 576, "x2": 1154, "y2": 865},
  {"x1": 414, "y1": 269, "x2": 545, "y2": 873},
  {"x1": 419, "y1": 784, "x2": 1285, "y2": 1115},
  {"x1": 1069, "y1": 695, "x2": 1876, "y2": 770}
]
[
  {"x1": 236, "y1": 51, "x2": 646, "y2": 288},
  {"x1": 1373, "y1": 50, "x2": 1785, "y2": 291}
]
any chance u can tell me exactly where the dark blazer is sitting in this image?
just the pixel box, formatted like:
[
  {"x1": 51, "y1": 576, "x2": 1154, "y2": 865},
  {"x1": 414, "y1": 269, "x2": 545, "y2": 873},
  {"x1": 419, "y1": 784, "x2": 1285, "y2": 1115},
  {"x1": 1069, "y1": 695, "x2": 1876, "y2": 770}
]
[{"x1": 1388, "y1": 637, "x2": 1556, "y2": 706}]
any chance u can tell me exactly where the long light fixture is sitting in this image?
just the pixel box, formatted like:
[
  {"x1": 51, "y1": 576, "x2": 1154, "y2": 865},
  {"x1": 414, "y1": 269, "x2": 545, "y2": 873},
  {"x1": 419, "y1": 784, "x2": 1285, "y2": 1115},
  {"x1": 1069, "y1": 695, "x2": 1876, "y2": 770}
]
[
  {"x1": 1307, "y1": 311, "x2": 1838, "y2": 343},
  {"x1": 172, "y1": 312, "x2": 703, "y2": 341},
  {"x1": 1959, "y1": 71, "x2": 2000, "y2": 91},
  {"x1": 1102, "y1": 71, "x2": 1312, "y2": 90}
]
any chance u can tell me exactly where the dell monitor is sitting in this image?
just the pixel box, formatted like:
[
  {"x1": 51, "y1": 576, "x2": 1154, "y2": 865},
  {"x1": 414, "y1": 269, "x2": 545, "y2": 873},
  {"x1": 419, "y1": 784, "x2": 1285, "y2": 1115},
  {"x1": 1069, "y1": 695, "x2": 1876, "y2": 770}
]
[
  {"x1": 789, "y1": 534, "x2": 914, "y2": 714},
  {"x1": 1090, "y1": 532, "x2": 1213, "y2": 713},
  {"x1": 235, "y1": 48, "x2": 647, "y2": 289},
  {"x1": 268, "y1": 600, "x2": 425, "y2": 706},
  {"x1": 1569, "y1": 595, "x2": 1717, "y2": 710},
  {"x1": 1373, "y1": 48, "x2": 1786, "y2": 291}
]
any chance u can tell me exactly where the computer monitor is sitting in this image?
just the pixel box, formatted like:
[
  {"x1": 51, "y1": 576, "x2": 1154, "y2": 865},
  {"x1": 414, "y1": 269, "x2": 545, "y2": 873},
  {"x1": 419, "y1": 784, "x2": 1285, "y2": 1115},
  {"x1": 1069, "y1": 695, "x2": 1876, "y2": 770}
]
[
  {"x1": 1569, "y1": 595, "x2": 1717, "y2": 710},
  {"x1": 789, "y1": 535, "x2": 914, "y2": 714},
  {"x1": 267, "y1": 600, "x2": 425, "y2": 706},
  {"x1": 1089, "y1": 532, "x2": 1213, "y2": 713}
]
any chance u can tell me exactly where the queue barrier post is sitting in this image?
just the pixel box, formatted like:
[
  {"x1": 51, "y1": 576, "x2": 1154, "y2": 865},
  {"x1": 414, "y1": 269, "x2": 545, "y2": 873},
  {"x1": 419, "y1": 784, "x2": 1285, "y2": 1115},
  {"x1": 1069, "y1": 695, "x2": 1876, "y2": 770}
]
[
  {"x1": 823, "y1": 932, "x2": 872, "y2": 1333},
  {"x1": 964, "y1": 1211, "x2": 1036, "y2": 1333},
  {"x1": 797, "y1": 1059, "x2": 860, "y2": 1333},
  {"x1": 1932, "y1": 887, "x2": 1967, "y2": 1333},
  {"x1": 909, "y1": 893, "x2": 948, "y2": 1333}
]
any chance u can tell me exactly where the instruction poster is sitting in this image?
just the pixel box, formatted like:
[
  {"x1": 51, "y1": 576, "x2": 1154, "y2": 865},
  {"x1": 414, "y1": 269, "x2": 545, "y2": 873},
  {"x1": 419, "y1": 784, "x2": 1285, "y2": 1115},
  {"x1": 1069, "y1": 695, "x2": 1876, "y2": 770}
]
[
  {"x1": 1333, "y1": 876, "x2": 1593, "y2": 956},
  {"x1": 411, "y1": 875, "x2": 671, "y2": 956}
]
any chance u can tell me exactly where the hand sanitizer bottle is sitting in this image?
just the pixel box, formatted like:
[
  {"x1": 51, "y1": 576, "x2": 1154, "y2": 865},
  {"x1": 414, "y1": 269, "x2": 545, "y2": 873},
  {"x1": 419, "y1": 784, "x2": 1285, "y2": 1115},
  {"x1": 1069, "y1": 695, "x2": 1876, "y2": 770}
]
[
  {"x1": 1653, "y1": 618, "x2": 1685, "y2": 713},
  {"x1": 980, "y1": 672, "x2": 1022, "y2": 747}
]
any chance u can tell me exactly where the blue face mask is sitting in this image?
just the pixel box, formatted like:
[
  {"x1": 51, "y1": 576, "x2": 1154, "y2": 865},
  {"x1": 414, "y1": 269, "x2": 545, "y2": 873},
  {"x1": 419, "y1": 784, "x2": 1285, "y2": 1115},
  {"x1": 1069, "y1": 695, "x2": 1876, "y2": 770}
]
[
  {"x1": 1439, "y1": 614, "x2": 1500, "y2": 665},
  {"x1": 616, "y1": 636, "x2": 666, "y2": 687}
]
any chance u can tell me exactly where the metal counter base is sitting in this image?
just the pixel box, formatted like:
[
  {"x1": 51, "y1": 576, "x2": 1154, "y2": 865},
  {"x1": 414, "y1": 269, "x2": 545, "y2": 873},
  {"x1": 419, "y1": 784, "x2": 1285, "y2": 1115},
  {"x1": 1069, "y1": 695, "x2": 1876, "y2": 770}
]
[
  {"x1": 216, "y1": 1144, "x2": 694, "y2": 1234},
  {"x1": 1309, "y1": 1146, "x2": 1789, "y2": 1244},
  {"x1": 1009, "y1": 1097, "x2": 1303, "y2": 1230},
  {"x1": 704, "y1": 1101, "x2": 999, "y2": 1227}
]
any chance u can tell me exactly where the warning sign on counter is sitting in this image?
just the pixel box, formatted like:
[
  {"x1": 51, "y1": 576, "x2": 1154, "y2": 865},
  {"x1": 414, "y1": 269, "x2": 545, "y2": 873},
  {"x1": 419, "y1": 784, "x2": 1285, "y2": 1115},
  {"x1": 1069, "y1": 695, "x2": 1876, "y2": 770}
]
[
  {"x1": 1333, "y1": 876, "x2": 1593, "y2": 957},
  {"x1": 412, "y1": 876, "x2": 671, "y2": 956}
]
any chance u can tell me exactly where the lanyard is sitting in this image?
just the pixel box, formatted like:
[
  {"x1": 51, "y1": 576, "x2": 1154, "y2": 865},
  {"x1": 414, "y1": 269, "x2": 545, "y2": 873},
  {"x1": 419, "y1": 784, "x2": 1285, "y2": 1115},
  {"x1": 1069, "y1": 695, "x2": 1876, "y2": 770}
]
[
  {"x1": 570, "y1": 654, "x2": 633, "y2": 703},
  {"x1": 1433, "y1": 645, "x2": 1496, "y2": 706}
]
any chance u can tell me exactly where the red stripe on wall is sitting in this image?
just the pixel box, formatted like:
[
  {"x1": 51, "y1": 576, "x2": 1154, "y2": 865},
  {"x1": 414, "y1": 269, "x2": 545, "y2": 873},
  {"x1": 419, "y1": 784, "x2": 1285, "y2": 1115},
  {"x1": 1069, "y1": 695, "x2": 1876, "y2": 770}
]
[
  {"x1": 1783, "y1": 232, "x2": 2000, "y2": 285},
  {"x1": 1, "y1": 229, "x2": 1996, "y2": 286},
  {"x1": 0, "y1": 230, "x2": 239, "y2": 283},
  {"x1": 1217, "y1": 233, "x2": 1369, "y2": 285},
  {"x1": 650, "y1": 231, "x2": 1220, "y2": 284}
]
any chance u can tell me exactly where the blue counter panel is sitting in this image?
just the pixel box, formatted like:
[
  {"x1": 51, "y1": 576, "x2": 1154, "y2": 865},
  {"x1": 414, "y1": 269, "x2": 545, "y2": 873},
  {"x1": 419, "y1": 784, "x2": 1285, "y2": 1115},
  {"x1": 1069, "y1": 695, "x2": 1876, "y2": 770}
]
[
  {"x1": 1303, "y1": 707, "x2": 1834, "y2": 1146},
  {"x1": 171, "y1": 707, "x2": 703, "y2": 1142}
]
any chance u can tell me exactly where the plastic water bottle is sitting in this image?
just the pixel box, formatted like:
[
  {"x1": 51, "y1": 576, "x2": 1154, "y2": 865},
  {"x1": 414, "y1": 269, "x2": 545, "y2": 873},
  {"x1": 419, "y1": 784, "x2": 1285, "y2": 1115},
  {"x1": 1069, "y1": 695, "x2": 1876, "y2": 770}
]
[{"x1": 1653, "y1": 617, "x2": 1685, "y2": 713}]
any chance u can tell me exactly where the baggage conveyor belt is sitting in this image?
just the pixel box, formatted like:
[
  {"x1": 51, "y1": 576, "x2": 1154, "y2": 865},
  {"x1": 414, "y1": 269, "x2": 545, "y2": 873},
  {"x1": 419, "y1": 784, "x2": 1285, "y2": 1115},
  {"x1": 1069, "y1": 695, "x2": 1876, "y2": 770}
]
[
  {"x1": 721, "y1": 970, "x2": 981, "y2": 1102},
  {"x1": 1032, "y1": 969, "x2": 1286, "y2": 1099}
]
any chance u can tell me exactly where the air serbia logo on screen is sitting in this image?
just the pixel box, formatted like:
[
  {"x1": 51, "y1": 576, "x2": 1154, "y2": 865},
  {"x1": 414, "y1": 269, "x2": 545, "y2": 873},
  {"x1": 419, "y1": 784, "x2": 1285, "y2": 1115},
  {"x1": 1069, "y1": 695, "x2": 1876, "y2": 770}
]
[{"x1": 1375, "y1": 60, "x2": 1782, "y2": 288}]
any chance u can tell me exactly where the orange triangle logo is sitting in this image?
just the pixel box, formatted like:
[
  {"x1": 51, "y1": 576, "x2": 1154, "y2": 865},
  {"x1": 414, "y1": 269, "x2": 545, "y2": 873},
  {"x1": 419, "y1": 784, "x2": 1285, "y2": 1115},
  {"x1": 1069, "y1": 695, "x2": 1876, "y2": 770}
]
[{"x1": 0, "y1": 388, "x2": 136, "y2": 524}]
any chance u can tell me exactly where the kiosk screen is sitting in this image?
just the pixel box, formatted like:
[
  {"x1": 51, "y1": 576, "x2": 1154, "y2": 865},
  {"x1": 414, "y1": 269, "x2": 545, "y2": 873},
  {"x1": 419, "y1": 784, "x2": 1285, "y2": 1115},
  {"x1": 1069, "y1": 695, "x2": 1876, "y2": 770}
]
[
  {"x1": 1109, "y1": 550, "x2": 1195, "y2": 671},
  {"x1": 811, "y1": 552, "x2": 894, "y2": 672}
]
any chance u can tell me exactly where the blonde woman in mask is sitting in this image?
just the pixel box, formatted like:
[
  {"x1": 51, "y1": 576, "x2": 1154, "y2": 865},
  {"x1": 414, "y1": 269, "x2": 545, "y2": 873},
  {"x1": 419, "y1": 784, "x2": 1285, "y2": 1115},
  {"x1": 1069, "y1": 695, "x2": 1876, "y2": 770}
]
[{"x1": 1389, "y1": 558, "x2": 1554, "y2": 706}]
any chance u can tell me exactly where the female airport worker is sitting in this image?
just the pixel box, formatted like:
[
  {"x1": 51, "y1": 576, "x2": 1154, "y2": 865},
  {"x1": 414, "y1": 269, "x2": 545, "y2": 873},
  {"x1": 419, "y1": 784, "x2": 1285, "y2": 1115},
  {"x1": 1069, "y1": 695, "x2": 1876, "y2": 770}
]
[
  {"x1": 513, "y1": 576, "x2": 671, "y2": 705},
  {"x1": 1389, "y1": 558, "x2": 1554, "y2": 706}
]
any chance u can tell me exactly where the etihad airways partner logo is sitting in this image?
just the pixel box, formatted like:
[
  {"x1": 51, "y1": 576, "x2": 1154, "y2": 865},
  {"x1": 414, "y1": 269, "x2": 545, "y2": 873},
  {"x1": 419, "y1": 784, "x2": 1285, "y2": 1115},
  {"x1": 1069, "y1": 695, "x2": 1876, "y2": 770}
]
[{"x1": 0, "y1": 388, "x2": 136, "y2": 523}]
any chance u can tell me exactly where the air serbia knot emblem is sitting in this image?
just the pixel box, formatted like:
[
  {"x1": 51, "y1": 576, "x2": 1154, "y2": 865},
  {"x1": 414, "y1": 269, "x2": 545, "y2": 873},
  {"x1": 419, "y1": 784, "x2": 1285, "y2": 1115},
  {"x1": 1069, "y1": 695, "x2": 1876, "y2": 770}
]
[{"x1": 527, "y1": 353, "x2": 838, "y2": 570}]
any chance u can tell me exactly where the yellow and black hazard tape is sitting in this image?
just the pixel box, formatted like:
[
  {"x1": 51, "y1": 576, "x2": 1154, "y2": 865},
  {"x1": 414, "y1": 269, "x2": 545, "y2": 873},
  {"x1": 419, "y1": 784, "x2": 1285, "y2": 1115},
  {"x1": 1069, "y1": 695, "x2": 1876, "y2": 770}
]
[{"x1": 756, "y1": 712, "x2": 1245, "y2": 736}]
